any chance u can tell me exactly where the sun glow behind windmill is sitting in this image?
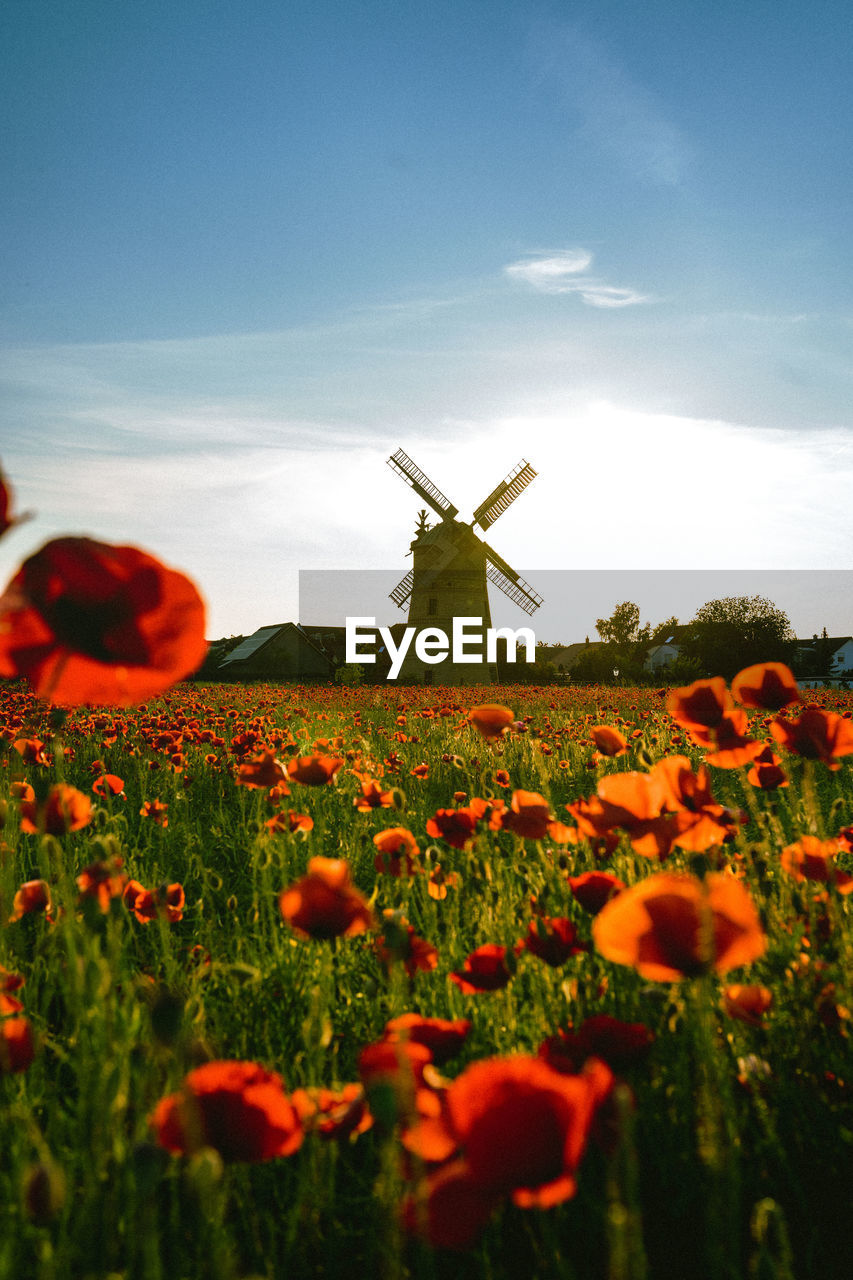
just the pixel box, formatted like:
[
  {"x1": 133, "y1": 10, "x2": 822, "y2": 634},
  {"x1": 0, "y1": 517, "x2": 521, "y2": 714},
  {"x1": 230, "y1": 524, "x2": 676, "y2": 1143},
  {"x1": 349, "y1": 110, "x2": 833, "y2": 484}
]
[{"x1": 385, "y1": 449, "x2": 543, "y2": 682}]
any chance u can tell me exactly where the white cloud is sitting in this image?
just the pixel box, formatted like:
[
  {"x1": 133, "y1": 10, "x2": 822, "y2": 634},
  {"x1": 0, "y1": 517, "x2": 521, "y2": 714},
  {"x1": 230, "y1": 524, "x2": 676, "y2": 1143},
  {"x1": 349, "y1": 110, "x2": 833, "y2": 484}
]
[{"x1": 503, "y1": 251, "x2": 649, "y2": 307}]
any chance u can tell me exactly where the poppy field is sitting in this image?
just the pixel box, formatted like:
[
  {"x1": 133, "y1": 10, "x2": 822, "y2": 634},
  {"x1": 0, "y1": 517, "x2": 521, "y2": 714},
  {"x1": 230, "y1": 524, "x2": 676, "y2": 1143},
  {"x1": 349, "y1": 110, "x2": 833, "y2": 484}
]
[{"x1": 1, "y1": 487, "x2": 852, "y2": 1279}]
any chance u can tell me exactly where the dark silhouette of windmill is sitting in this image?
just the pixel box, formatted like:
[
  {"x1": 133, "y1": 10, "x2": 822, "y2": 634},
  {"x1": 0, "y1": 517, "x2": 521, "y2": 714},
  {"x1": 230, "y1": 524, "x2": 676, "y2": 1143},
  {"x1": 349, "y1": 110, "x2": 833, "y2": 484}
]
[{"x1": 386, "y1": 449, "x2": 543, "y2": 682}]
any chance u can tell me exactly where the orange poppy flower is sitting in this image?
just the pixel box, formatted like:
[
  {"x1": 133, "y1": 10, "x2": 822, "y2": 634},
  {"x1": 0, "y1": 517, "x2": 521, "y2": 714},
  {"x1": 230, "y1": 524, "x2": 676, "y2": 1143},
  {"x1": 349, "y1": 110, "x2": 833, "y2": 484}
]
[
  {"x1": 568, "y1": 871, "x2": 625, "y2": 915},
  {"x1": 500, "y1": 790, "x2": 553, "y2": 841},
  {"x1": 19, "y1": 784, "x2": 92, "y2": 835},
  {"x1": 494, "y1": 769, "x2": 511, "y2": 788},
  {"x1": 0, "y1": 536, "x2": 207, "y2": 706},
  {"x1": 402, "y1": 1158, "x2": 503, "y2": 1250},
  {"x1": 780, "y1": 836, "x2": 847, "y2": 886},
  {"x1": 667, "y1": 678, "x2": 734, "y2": 731},
  {"x1": 426, "y1": 806, "x2": 479, "y2": 849},
  {"x1": 732, "y1": 662, "x2": 801, "y2": 711},
  {"x1": 92, "y1": 773, "x2": 126, "y2": 798},
  {"x1": 236, "y1": 750, "x2": 288, "y2": 789},
  {"x1": 770, "y1": 708, "x2": 853, "y2": 768},
  {"x1": 290, "y1": 1084, "x2": 372, "y2": 1141},
  {"x1": 279, "y1": 857, "x2": 374, "y2": 940},
  {"x1": 128, "y1": 882, "x2": 185, "y2": 923},
  {"x1": 9, "y1": 781, "x2": 35, "y2": 803},
  {"x1": 449, "y1": 944, "x2": 513, "y2": 993},
  {"x1": 354, "y1": 779, "x2": 395, "y2": 810},
  {"x1": 593, "y1": 872, "x2": 766, "y2": 981},
  {"x1": 76, "y1": 857, "x2": 127, "y2": 911},
  {"x1": 746, "y1": 746, "x2": 788, "y2": 790},
  {"x1": 374, "y1": 911, "x2": 438, "y2": 978},
  {"x1": 722, "y1": 985, "x2": 773, "y2": 1026},
  {"x1": 427, "y1": 864, "x2": 460, "y2": 899},
  {"x1": 468, "y1": 704, "x2": 514, "y2": 740},
  {"x1": 373, "y1": 827, "x2": 420, "y2": 876},
  {"x1": 286, "y1": 754, "x2": 344, "y2": 785},
  {"x1": 383, "y1": 1014, "x2": 471, "y2": 1066},
  {"x1": 151, "y1": 1060, "x2": 303, "y2": 1162},
  {"x1": 591, "y1": 726, "x2": 628, "y2": 757},
  {"x1": 9, "y1": 879, "x2": 52, "y2": 923},
  {"x1": 264, "y1": 809, "x2": 313, "y2": 835},
  {"x1": 0, "y1": 1016, "x2": 35, "y2": 1074},
  {"x1": 139, "y1": 799, "x2": 169, "y2": 826},
  {"x1": 13, "y1": 737, "x2": 48, "y2": 765},
  {"x1": 518, "y1": 916, "x2": 587, "y2": 967}
]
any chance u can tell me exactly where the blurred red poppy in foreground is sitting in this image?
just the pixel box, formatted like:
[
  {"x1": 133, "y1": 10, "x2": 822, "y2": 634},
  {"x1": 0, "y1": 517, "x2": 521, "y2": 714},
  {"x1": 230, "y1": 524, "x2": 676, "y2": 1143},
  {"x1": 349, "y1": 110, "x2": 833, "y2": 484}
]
[
  {"x1": 279, "y1": 857, "x2": 374, "y2": 940},
  {"x1": 0, "y1": 537, "x2": 207, "y2": 706},
  {"x1": 19, "y1": 784, "x2": 92, "y2": 835},
  {"x1": 770, "y1": 708, "x2": 853, "y2": 768},
  {"x1": 404, "y1": 1056, "x2": 613, "y2": 1248},
  {"x1": 593, "y1": 872, "x2": 766, "y2": 981},
  {"x1": 539, "y1": 1015, "x2": 653, "y2": 1074},
  {"x1": 152, "y1": 1060, "x2": 303, "y2": 1162},
  {"x1": 449, "y1": 944, "x2": 513, "y2": 993},
  {"x1": 286, "y1": 754, "x2": 344, "y2": 785},
  {"x1": 9, "y1": 879, "x2": 52, "y2": 923},
  {"x1": 731, "y1": 662, "x2": 800, "y2": 711},
  {"x1": 1, "y1": 1016, "x2": 35, "y2": 1074}
]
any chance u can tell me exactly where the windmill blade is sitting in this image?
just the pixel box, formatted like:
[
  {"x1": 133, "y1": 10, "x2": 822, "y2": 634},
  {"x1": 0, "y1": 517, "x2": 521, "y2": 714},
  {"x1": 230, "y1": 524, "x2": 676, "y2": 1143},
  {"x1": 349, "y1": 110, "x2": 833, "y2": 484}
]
[
  {"x1": 473, "y1": 459, "x2": 537, "y2": 531},
  {"x1": 482, "y1": 540, "x2": 543, "y2": 616},
  {"x1": 389, "y1": 569, "x2": 414, "y2": 610},
  {"x1": 387, "y1": 449, "x2": 459, "y2": 521}
]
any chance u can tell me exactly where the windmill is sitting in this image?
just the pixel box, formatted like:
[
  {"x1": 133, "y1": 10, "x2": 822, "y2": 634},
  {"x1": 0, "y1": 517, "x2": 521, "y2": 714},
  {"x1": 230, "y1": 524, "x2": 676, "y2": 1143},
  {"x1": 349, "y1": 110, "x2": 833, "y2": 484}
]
[{"x1": 386, "y1": 449, "x2": 543, "y2": 683}]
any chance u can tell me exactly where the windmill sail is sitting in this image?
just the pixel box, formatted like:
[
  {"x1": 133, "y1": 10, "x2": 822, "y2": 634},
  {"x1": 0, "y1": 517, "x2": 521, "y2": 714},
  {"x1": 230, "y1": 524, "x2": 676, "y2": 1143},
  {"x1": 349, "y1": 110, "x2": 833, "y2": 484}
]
[
  {"x1": 387, "y1": 450, "x2": 459, "y2": 520},
  {"x1": 473, "y1": 460, "x2": 537, "y2": 531},
  {"x1": 482, "y1": 540, "x2": 543, "y2": 616},
  {"x1": 389, "y1": 569, "x2": 414, "y2": 609}
]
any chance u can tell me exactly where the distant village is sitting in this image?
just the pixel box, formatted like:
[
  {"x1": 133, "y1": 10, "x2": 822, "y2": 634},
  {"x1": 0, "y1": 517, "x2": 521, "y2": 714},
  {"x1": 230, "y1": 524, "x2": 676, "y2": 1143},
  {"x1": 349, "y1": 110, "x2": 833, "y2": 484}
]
[{"x1": 195, "y1": 623, "x2": 853, "y2": 688}]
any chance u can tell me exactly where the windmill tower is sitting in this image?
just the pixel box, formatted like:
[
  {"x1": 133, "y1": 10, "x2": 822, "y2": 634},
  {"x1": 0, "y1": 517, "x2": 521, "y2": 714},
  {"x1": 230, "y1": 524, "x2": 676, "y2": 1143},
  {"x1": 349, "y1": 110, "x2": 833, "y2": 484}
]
[{"x1": 386, "y1": 450, "x2": 543, "y2": 683}]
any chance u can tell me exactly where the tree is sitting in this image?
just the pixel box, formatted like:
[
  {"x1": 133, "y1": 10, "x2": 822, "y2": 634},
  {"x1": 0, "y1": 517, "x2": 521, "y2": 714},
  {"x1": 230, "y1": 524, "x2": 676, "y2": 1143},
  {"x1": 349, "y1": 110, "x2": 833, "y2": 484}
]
[
  {"x1": 679, "y1": 595, "x2": 794, "y2": 680},
  {"x1": 588, "y1": 603, "x2": 680, "y2": 683}
]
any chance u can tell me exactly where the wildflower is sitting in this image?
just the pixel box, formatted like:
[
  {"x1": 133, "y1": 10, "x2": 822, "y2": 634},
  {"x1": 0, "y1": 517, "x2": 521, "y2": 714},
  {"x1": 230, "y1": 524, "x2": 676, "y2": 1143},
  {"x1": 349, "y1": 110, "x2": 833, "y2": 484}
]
[
  {"x1": 518, "y1": 916, "x2": 587, "y2": 967},
  {"x1": 92, "y1": 773, "x2": 126, "y2": 798},
  {"x1": 264, "y1": 810, "x2": 313, "y2": 835},
  {"x1": 731, "y1": 662, "x2": 800, "y2": 711},
  {"x1": 151, "y1": 1061, "x2": 303, "y2": 1162},
  {"x1": 9, "y1": 879, "x2": 52, "y2": 922},
  {"x1": 373, "y1": 827, "x2": 420, "y2": 876},
  {"x1": 291, "y1": 1084, "x2": 372, "y2": 1140},
  {"x1": 449, "y1": 944, "x2": 513, "y2": 993},
  {"x1": 593, "y1": 871, "x2": 766, "y2": 981},
  {"x1": 279, "y1": 857, "x2": 374, "y2": 940},
  {"x1": 375, "y1": 911, "x2": 438, "y2": 979},
  {"x1": 468, "y1": 704, "x2": 514, "y2": 740},
  {"x1": 19, "y1": 784, "x2": 92, "y2": 835},
  {"x1": 722, "y1": 985, "x2": 773, "y2": 1026},
  {"x1": 0, "y1": 536, "x2": 207, "y2": 706},
  {"x1": 667, "y1": 678, "x2": 734, "y2": 731},
  {"x1": 76, "y1": 857, "x2": 127, "y2": 911},
  {"x1": 1, "y1": 1016, "x2": 35, "y2": 1074},
  {"x1": 286, "y1": 754, "x2": 344, "y2": 785},
  {"x1": 500, "y1": 790, "x2": 553, "y2": 841},
  {"x1": 426, "y1": 806, "x2": 479, "y2": 850},
  {"x1": 236, "y1": 751, "x2": 288, "y2": 789},
  {"x1": 383, "y1": 1014, "x2": 471, "y2": 1065},
  {"x1": 139, "y1": 799, "x2": 169, "y2": 827},
  {"x1": 780, "y1": 836, "x2": 852, "y2": 891},
  {"x1": 354, "y1": 778, "x2": 395, "y2": 810},
  {"x1": 746, "y1": 746, "x2": 788, "y2": 790},
  {"x1": 539, "y1": 1015, "x2": 653, "y2": 1073},
  {"x1": 591, "y1": 726, "x2": 628, "y2": 757},
  {"x1": 126, "y1": 881, "x2": 186, "y2": 923},
  {"x1": 568, "y1": 871, "x2": 625, "y2": 915},
  {"x1": 13, "y1": 737, "x2": 48, "y2": 765},
  {"x1": 771, "y1": 707, "x2": 853, "y2": 768}
]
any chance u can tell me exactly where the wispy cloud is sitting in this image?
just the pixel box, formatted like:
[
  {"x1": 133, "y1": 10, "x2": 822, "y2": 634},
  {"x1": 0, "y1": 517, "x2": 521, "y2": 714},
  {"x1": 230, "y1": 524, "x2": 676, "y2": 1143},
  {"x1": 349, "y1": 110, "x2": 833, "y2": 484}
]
[
  {"x1": 531, "y1": 24, "x2": 690, "y2": 187},
  {"x1": 503, "y1": 250, "x2": 649, "y2": 307}
]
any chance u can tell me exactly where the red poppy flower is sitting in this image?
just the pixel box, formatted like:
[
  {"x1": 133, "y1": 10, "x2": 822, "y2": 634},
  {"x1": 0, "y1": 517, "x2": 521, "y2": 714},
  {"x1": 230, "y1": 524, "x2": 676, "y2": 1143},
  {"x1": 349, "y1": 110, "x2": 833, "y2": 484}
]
[
  {"x1": 426, "y1": 806, "x2": 479, "y2": 850},
  {"x1": 1, "y1": 1016, "x2": 35, "y2": 1074},
  {"x1": 732, "y1": 662, "x2": 801, "y2": 711},
  {"x1": 236, "y1": 751, "x2": 288, "y2": 789},
  {"x1": 383, "y1": 1014, "x2": 471, "y2": 1066},
  {"x1": 494, "y1": 769, "x2": 511, "y2": 788},
  {"x1": 9, "y1": 879, "x2": 52, "y2": 923},
  {"x1": 746, "y1": 746, "x2": 788, "y2": 790},
  {"x1": 279, "y1": 857, "x2": 374, "y2": 940},
  {"x1": 722, "y1": 985, "x2": 773, "y2": 1026},
  {"x1": 13, "y1": 737, "x2": 48, "y2": 765},
  {"x1": 151, "y1": 1060, "x2": 303, "y2": 1162},
  {"x1": 667, "y1": 678, "x2": 734, "y2": 731},
  {"x1": 518, "y1": 916, "x2": 587, "y2": 967},
  {"x1": 591, "y1": 726, "x2": 628, "y2": 757},
  {"x1": 19, "y1": 784, "x2": 92, "y2": 835},
  {"x1": 354, "y1": 779, "x2": 395, "y2": 810},
  {"x1": 373, "y1": 827, "x2": 420, "y2": 876},
  {"x1": 449, "y1": 944, "x2": 513, "y2": 993},
  {"x1": 568, "y1": 871, "x2": 625, "y2": 915},
  {"x1": 0, "y1": 537, "x2": 207, "y2": 706},
  {"x1": 771, "y1": 708, "x2": 853, "y2": 768},
  {"x1": 500, "y1": 790, "x2": 553, "y2": 841},
  {"x1": 286, "y1": 754, "x2": 344, "y2": 785},
  {"x1": 128, "y1": 882, "x2": 185, "y2": 923},
  {"x1": 780, "y1": 836, "x2": 850, "y2": 889},
  {"x1": 539, "y1": 1015, "x2": 653, "y2": 1074},
  {"x1": 76, "y1": 857, "x2": 127, "y2": 911},
  {"x1": 139, "y1": 799, "x2": 169, "y2": 826},
  {"x1": 92, "y1": 773, "x2": 126, "y2": 798},
  {"x1": 291, "y1": 1084, "x2": 372, "y2": 1140},
  {"x1": 468, "y1": 705, "x2": 514, "y2": 740},
  {"x1": 593, "y1": 872, "x2": 766, "y2": 981},
  {"x1": 264, "y1": 809, "x2": 313, "y2": 835}
]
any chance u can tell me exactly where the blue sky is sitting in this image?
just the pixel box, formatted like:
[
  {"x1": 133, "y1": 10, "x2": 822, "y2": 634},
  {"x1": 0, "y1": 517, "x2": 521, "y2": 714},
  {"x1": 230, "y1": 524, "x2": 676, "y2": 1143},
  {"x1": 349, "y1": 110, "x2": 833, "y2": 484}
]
[{"x1": 2, "y1": 0, "x2": 852, "y2": 641}]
